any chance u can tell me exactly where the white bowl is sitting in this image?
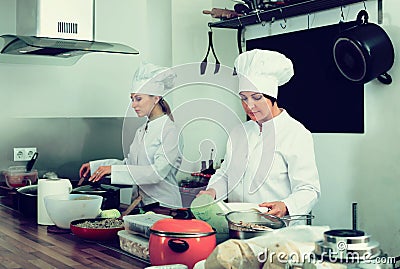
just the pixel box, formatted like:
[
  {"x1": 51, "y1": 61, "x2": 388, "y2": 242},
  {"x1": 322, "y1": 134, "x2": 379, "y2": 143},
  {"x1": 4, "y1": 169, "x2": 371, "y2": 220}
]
[{"x1": 44, "y1": 193, "x2": 103, "y2": 229}]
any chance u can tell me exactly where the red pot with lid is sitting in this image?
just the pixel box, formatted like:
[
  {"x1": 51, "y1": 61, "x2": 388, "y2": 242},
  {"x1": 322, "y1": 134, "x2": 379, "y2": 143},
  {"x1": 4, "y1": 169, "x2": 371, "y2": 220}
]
[{"x1": 149, "y1": 218, "x2": 216, "y2": 269}]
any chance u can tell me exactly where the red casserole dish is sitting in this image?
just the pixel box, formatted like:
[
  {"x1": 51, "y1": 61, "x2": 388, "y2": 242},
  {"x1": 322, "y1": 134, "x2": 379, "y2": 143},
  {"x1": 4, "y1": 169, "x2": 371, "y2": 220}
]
[{"x1": 70, "y1": 218, "x2": 124, "y2": 241}]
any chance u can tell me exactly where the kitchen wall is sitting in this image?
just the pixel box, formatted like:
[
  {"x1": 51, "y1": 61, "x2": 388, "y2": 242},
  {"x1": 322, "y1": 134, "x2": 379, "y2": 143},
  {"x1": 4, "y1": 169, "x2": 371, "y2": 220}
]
[
  {"x1": 0, "y1": 0, "x2": 169, "y2": 179},
  {"x1": 0, "y1": 0, "x2": 399, "y2": 257},
  {"x1": 0, "y1": 117, "x2": 132, "y2": 178},
  {"x1": 170, "y1": 0, "x2": 245, "y2": 175}
]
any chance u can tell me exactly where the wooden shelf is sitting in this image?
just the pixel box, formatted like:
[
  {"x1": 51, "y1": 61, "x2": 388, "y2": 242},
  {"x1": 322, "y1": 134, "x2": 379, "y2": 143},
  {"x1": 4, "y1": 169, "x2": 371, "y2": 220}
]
[{"x1": 208, "y1": 0, "x2": 368, "y2": 29}]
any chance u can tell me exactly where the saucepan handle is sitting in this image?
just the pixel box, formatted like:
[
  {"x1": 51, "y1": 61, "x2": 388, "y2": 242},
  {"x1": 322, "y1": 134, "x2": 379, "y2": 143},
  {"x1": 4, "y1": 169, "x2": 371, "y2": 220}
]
[
  {"x1": 168, "y1": 239, "x2": 189, "y2": 253},
  {"x1": 279, "y1": 214, "x2": 314, "y2": 222},
  {"x1": 23, "y1": 178, "x2": 32, "y2": 186}
]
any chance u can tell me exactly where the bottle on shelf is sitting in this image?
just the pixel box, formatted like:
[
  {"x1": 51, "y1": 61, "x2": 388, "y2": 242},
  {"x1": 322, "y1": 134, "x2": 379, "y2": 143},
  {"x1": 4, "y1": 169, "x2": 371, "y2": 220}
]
[
  {"x1": 201, "y1": 160, "x2": 207, "y2": 172},
  {"x1": 207, "y1": 159, "x2": 216, "y2": 175}
]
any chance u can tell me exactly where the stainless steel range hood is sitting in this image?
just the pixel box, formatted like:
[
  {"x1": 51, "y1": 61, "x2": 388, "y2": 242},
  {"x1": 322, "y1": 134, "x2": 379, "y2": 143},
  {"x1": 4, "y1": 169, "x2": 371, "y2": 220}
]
[
  {"x1": 0, "y1": 35, "x2": 138, "y2": 58},
  {"x1": 0, "y1": 0, "x2": 139, "y2": 58}
]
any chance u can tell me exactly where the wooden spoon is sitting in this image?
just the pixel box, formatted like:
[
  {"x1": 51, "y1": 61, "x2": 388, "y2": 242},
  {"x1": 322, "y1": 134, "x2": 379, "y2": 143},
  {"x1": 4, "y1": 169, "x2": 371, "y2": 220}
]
[{"x1": 121, "y1": 195, "x2": 142, "y2": 217}]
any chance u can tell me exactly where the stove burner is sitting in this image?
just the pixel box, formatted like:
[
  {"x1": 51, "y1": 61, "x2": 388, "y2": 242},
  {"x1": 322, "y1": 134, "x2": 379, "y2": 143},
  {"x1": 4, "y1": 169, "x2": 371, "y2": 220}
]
[{"x1": 325, "y1": 229, "x2": 365, "y2": 237}]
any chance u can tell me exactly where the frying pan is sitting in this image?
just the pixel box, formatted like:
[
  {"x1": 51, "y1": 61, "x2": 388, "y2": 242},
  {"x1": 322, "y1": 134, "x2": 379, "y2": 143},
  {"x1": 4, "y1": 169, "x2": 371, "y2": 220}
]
[
  {"x1": 72, "y1": 183, "x2": 120, "y2": 210},
  {"x1": 70, "y1": 218, "x2": 124, "y2": 241}
]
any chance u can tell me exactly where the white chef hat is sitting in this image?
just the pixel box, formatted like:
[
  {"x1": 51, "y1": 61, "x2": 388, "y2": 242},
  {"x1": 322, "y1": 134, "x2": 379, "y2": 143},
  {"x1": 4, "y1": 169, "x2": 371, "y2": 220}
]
[
  {"x1": 234, "y1": 49, "x2": 294, "y2": 99},
  {"x1": 130, "y1": 62, "x2": 176, "y2": 96}
]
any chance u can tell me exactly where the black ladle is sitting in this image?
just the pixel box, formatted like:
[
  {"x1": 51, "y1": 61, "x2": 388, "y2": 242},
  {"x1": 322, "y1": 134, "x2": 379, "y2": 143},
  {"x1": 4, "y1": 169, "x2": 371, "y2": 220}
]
[{"x1": 26, "y1": 152, "x2": 38, "y2": 172}]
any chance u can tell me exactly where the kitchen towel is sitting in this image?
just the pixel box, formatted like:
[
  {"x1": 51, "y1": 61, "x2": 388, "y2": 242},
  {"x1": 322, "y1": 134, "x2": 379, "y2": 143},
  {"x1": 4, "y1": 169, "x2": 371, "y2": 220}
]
[{"x1": 37, "y1": 178, "x2": 72, "y2": 225}]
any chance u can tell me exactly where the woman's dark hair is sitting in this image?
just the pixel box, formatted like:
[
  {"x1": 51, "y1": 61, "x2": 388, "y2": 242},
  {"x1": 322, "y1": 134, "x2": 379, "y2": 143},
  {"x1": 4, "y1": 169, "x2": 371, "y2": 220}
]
[
  {"x1": 158, "y1": 97, "x2": 174, "y2": 121},
  {"x1": 262, "y1": 94, "x2": 276, "y2": 106}
]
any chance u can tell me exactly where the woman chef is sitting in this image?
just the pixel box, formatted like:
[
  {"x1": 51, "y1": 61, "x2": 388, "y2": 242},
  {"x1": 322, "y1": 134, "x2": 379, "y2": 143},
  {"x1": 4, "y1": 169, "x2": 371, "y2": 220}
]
[
  {"x1": 79, "y1": 62, "x2": 183, "y2": 208},
  {"x1": 199, "y1": 49, "x2": 321, "y2": 218}
]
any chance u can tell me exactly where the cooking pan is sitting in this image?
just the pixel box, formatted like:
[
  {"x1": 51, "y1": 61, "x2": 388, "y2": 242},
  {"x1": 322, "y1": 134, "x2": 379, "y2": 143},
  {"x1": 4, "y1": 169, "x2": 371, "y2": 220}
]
[
  {"x1": 70, "y1": 217, "x2": 124, "y2": 241},
  {"x1": 333, "y1": 10, "x2": 394, "y2": 84},
  {"x1": 224, "y1": 210, "x2": 313, "y2": 239},
  {"x1": 72, "y1": 184, "x2": 120, "y2": 210},
  {"x1": 16, "y1": 185, "x2": 37, "y2": 218}
]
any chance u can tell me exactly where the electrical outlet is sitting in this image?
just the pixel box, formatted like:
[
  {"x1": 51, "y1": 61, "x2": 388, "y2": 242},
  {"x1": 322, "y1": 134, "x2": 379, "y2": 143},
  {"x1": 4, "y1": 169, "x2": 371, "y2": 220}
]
[
  {"x1": 13, "y1": 147, "x2": 37, "y2": 161},
  {"x1": 25, "y1": 148, "x2": 37, "y2": 159},
  {"x1": 13, "y1": 148, "x2": 25, "y2": 161}
]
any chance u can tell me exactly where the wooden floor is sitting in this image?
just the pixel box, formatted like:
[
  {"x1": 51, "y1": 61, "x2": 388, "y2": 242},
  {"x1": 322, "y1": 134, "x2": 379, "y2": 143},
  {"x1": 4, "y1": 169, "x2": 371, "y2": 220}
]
[{"x1": 0, "y1": 201, "x2": 149, "y2": 269}]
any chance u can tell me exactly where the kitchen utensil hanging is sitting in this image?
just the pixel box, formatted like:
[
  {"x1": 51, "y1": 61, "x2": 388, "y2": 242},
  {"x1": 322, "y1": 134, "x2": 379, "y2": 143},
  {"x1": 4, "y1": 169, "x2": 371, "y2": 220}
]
[
  {"x1": 333, "y1": 10, "x2": 394, "y2": 84},
  {"x1": 200, "y1": 30, "x2": 221, "y2": 75},
  {"x1": 26, "y1": 152, "x2": 38, "y2": 172}
]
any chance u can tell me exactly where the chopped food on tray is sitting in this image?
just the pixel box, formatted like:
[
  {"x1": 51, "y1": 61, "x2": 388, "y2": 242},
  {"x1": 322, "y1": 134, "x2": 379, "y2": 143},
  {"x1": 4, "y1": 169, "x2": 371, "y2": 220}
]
[
  {"x1": 231, "y1": 221, "x2": 273, "y2": 231},
  {"x1": 75, "y1": 218, "x2": 124, "y2": 229}
]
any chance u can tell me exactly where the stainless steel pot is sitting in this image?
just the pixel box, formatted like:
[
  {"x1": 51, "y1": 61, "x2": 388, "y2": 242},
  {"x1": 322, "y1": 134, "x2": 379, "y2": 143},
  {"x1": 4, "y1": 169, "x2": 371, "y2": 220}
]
[{"x1": 287, "y1": 229, "x2": 395, "y2": 269}]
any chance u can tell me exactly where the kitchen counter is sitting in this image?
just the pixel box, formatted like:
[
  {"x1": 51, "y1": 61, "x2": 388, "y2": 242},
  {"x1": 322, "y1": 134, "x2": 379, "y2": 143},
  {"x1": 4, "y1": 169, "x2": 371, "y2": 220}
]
[{"x1": 0, "y1": 196, "x2": 150, "y2": 269}]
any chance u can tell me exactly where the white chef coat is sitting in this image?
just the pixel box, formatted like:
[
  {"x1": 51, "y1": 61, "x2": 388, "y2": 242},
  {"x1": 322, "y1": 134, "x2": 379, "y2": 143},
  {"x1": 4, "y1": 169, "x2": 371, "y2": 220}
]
[
  {"x1": 90, "y1": 115, "x2": 183, "y2": 208},
  {"x1": 207, "y1": 109, "x2": 320, "y2": 216}
]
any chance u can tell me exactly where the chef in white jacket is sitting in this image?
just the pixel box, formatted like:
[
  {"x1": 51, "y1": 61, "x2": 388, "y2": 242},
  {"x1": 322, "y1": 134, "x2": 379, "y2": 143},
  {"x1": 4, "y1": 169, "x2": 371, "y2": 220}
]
[
  {"x1": 199, "y1": 49, "x2": 321, "y2": 218},
  {"x1": 79, "y1": 63, "x2": 183, "y2": 208}
]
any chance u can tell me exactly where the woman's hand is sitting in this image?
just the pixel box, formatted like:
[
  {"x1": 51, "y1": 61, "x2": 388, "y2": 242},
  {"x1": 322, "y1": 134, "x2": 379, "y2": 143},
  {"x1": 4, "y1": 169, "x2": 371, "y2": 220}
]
[
  {"x1": 88, "y1": 166, "x2": 111, "y2": 182},
  {"x1": 79, "y1": 163, "x2": 91, "y2": 178},
  {"x1": 196, "y1": 188, "x2": 216, "y2": 199},
  {"x1": 259, "y1": 201, "x2": 288, "y2": 218}
]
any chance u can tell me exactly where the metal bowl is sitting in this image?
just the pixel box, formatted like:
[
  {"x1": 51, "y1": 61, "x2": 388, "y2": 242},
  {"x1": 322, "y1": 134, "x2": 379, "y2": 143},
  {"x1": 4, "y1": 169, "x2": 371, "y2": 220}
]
[{"x1": 225, "y1": 210, "x2": 285, "y2": 239}]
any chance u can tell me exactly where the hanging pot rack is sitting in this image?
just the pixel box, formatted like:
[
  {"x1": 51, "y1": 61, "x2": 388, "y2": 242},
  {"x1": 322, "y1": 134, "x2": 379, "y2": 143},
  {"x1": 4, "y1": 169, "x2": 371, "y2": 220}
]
[{"x1": 208, "y1": 0, "x2": 375, "y2": 29}]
